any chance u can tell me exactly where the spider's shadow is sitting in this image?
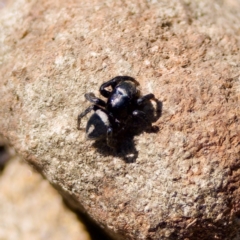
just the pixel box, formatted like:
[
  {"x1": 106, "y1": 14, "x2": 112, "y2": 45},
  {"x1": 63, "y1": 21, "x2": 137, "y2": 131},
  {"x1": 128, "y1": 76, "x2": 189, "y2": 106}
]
[{"x1": 92, "y1": 99, "x2": 162, "y2": 163}]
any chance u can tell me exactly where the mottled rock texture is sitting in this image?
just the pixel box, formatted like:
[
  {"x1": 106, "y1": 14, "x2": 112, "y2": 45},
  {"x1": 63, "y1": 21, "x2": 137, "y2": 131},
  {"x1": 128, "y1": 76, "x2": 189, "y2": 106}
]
[{"x1": 0, "y1": 0, "x2": 240, "y2": 239}]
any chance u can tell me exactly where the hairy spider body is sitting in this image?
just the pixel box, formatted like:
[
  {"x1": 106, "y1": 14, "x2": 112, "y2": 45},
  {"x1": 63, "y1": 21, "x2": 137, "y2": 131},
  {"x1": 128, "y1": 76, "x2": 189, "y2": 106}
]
[{"x1": 77, "y1": 76, "x2": 156, "y2": 148}]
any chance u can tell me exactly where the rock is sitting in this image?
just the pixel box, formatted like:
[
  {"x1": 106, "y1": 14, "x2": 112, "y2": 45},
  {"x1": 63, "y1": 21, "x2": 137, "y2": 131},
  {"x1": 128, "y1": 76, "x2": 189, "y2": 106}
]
[
  {"x1": 0, "y1": 156, "x2": 91, "y2": 240},
  {"x1": 0, "y1": 0, "x2": 240, "y2": 239}
]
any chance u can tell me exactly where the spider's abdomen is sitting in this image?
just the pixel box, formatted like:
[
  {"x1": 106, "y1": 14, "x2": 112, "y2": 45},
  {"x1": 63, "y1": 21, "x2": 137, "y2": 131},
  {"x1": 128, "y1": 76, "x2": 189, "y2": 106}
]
[{"x1": 86, "y1": 109, "x2": 110, "y2": 140}]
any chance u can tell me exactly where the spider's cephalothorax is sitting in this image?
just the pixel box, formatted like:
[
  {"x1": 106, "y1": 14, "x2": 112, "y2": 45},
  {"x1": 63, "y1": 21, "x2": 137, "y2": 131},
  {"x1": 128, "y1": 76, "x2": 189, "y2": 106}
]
[{"x1": 77, "y1": 76, "x2": 157, "y2": 148}]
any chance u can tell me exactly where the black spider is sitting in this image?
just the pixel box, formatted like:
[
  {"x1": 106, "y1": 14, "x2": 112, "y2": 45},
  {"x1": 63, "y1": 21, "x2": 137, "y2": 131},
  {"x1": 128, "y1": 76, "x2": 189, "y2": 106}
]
[{"x1": 77, "y1": 76, "x2": 158, "y2": 148}]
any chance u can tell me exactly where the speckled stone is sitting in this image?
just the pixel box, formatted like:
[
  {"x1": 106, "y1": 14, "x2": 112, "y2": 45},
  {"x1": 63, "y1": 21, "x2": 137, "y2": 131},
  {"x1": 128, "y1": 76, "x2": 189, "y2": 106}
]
[{"x1": 0, "y1": 0, "x2": 240, "y2": 239}]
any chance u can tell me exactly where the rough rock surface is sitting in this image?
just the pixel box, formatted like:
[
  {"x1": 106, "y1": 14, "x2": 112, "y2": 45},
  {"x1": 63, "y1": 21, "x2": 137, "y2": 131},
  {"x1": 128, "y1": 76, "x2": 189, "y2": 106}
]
[{"x1": 0, "y1": 0, "x2": 240, "y2": 239}]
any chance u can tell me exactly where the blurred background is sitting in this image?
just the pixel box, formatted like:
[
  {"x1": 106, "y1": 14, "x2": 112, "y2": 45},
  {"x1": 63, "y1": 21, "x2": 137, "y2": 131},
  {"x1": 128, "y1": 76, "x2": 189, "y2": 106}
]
[{"x1": 0, "y1": 137, "x2": 112, "y2": 240}]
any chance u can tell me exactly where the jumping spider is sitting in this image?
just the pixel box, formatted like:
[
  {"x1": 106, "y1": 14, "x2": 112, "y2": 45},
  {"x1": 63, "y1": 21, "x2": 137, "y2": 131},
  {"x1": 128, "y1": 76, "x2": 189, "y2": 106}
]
[{"x1": 77, "y1": 76, "x2": 158, "y2": 148}]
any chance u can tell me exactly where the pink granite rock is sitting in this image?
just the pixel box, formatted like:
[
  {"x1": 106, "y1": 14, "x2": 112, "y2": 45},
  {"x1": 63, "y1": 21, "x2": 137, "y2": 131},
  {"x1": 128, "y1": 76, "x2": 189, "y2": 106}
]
[{"x1": 0, "y1": 0, "x2": 240, "y2": 239}]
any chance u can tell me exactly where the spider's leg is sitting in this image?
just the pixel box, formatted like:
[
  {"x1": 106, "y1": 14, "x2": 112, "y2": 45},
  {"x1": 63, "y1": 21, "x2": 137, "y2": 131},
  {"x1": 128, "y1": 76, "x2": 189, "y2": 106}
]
[
  {"x1": 107, "y1": 126, "x2": 122, "y2": 149},
  {"x1": 136, "y1": 93, "x2": 155, "y2": 106},
  {"x1": 85, "y1": 93, "x2": 106, "y2": 107},
  {"x1": 106, "y1": 122, "x2": 125, "y2": 148},
  {"x1": 77, "y1": 105, "x2": 102, "y2": 130},
  {"x1": 100, "y1": 76, "x2": 137, "y2": 98},
  {"x1": 132, "y1": 110, "x2": 148, "y2": 123},
  {"x1": 107, "y1": 127, "x2": 113, "y2": 137},
  {"x1": 106, "y1": 126, "x2": 116, "y2": 148},
  {"x1": 136, "y1": 94, "x2": 162, "y2": 121},
  {"x1": 132, "y1": 110, "x2": 159, "y2": 132}
]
